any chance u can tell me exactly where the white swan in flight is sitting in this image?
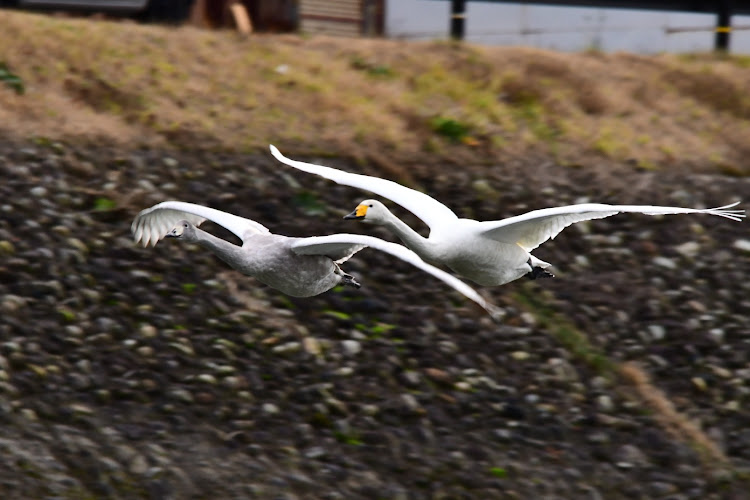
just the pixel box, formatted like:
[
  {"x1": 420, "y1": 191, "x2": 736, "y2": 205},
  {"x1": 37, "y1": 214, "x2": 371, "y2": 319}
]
[
  {"x1": 269, "y1": 145, "x2": 745, "y2": 286},
  {"x1": 131, "y1": 201, "x2": 501, "y2": 318}
]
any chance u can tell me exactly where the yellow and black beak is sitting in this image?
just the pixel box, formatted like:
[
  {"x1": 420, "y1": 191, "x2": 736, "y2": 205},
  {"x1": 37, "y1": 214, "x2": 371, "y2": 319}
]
[{"x1": 343, "y1": 204, "x2": 367, "y2": 220}]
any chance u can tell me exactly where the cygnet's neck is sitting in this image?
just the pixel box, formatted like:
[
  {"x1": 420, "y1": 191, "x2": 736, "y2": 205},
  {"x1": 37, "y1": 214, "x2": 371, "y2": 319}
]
[{"x1": 188, "y1": 226, "x2": 249, "y2": 272}]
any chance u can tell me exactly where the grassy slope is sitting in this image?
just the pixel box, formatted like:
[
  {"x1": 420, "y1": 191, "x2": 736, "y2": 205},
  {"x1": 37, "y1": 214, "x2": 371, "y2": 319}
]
[{"x1": 1, "y1": 10, "x2": 750, "y2": 173}]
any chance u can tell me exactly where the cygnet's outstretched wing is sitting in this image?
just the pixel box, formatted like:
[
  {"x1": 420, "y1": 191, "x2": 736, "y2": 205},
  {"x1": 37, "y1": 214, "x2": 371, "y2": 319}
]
[
  {"x1": 292, "y1": 234, "x2": 503, "y2": 320},
  {"x1": 270, "y1": 145, "x2": 458, "y2": 230},
  {"x1": 477, "y1": 202, "x2": 745, "y2": 252},
  {"x1": 132, "y1": 201, "x2": 270, "y2": 247}
]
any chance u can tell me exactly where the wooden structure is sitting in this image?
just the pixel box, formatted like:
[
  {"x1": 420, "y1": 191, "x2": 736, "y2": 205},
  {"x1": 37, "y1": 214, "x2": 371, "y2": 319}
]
[
  {"x1": 299, "y1": 0, "x2": 384, "y2": 37},
  {"x1": 299, "y1": 0, "x2": 362, "y2": 36},
  {"x1": 191, "y1": 0, "x2": 296, "y2": 32},
  {"x1": 189, "y1": 0, "x2": 383, "y2": 37}
]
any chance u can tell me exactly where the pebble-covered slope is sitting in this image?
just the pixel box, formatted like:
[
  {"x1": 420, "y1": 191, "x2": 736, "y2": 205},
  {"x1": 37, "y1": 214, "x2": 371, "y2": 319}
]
[{"x1": 1, "y1": 141, "x2": 749, "y2": 499}]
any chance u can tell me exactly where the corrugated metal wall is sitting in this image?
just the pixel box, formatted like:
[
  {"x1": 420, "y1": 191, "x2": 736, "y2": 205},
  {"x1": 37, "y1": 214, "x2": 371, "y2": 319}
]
[{"x1": 299, "y1": 0, "x2": 363, "y2": 37}]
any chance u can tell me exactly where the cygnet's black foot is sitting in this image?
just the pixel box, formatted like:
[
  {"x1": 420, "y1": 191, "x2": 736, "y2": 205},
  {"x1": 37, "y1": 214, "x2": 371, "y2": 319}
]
[
  {"x1": 341, "y1": 274, "x2": 361, "y2": 289},
  {"x1": 526, "y1": 267, "x2": 554, "y2": 280}
]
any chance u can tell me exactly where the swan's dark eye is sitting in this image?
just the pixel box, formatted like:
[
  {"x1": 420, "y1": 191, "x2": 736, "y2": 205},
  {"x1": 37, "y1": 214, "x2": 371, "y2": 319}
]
[{"x1": 368, "y1": 204, "x2": 373, "y2": 207}]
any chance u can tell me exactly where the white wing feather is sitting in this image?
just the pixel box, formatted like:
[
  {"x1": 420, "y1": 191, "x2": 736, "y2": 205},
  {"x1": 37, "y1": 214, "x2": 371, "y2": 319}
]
[
  {"x1": 478, "y1": 202, "x2": 745, "y2": 251},
  {"x1": 290, "y1": 238, "x2": 367, "y2": 264},
  {"x1": 270, "y1": 145, "x2": 458, "y2": 229},
  {"x1": 293, "y1": 233, "x2": 503, "y2": 320},
  {"x1": 131, "y1": 201, "x2": 270, "y2": 247}
]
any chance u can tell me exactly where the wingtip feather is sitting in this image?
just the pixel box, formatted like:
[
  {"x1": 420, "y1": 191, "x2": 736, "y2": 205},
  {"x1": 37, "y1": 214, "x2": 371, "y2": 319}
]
[
  {"x1": 704, "y1": 201, "x2": 744, "y2": 221},
  {"x1": 712, "y1": 201, "x2": 741, "y2": 210},
  {"x1": 133, "y1": 224, "x2": 144, "y2": 246}
]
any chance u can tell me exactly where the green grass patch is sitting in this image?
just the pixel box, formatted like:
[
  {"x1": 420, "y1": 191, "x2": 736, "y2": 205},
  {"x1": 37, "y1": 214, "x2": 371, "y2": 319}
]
[
  {"x1": 0, "y1": 61, "x2": 24, "y2": 95},
  {"x1": 489, "y1": 466, "x2": 507, "y2": 478},
  {"x1": 58, "y1": 308, "x2": 76, "y2": 322},
  {"x1": 334, "y1": 431, "x2": 364, "y2": 446},
  {"x1": 93, "y1": 197, "x2": 117, "y2": 211},
  {"x1": 511, "y1": 101, "x2": 559, "y2": 143},
  {"x1": 324, "y1": 310, "x2": 352, "y2": 321},
  {"x1": 430, "y1": 116, "x2": 471, "y2": 142},
  {"x1": 355, "y1": 321, "x2": 396, "y2": 338},
  {"x1": 350, "y1": 56, "x2": 395, "y2": 78},
  {"x1": 512, "y1": 287, "x2": 616, "y2": 378}
]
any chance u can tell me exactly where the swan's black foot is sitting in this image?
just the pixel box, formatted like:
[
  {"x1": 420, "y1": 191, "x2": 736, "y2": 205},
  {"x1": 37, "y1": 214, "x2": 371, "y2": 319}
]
[
  {"x1": 526, "y1": 267, "x2": 554, "y2": 280},
  {"x1": 341, "y1": 273, "x2": 361, "y2": 289}
]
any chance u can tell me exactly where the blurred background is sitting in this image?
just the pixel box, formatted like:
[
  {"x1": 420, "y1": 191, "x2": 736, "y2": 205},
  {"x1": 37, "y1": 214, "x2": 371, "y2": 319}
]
[
  {"x1": 4, "y1": 0, "x2": 750, "y2": 52},
  {"x1": 1, "y1": 1, "x2": 749, "y2": 499}
]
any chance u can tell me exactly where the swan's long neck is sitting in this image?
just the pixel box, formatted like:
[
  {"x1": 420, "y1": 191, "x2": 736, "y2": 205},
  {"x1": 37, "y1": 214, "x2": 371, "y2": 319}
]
[
  {"x1": 380, "y1": 211, "x2": 438, "y2": 261},
  {"x1": 189, "y1": 227, "x2": 250, "y2": 272}
]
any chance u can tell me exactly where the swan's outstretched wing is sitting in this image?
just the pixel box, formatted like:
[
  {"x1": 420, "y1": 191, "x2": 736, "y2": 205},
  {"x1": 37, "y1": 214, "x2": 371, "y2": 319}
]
[
  {"x1": 292, "y1": 234, "x2": 503, "y2": 320},
  {"x1": 270, "y1": 145, "x2": 458, "y2": 229},
  {"x1": 477, "y1": 202, "x2": 745, "y2": 252},
  {"x1": 132, "y1": 201, "x2": 270, "y2": 247}
]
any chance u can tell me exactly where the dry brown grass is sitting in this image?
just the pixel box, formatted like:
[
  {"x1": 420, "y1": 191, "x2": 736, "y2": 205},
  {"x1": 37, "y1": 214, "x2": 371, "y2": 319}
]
[
  {"x1": 1, "y1": 10, "x2": 750, "y2": 172},
  {"x1": 620, "y1": 362, "x2": 728, "y2": 466}
]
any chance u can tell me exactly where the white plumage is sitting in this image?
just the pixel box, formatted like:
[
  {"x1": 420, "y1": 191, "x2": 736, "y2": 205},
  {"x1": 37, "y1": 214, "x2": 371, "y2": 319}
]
[{"x1": 270, "y1": 145, "x2": 745, "y2": 286}]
